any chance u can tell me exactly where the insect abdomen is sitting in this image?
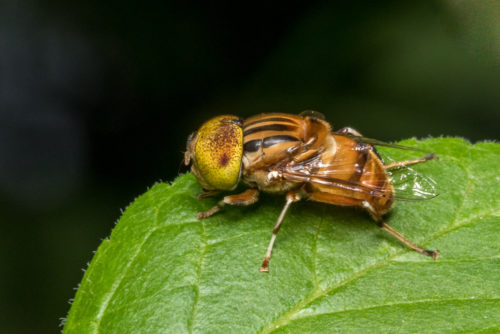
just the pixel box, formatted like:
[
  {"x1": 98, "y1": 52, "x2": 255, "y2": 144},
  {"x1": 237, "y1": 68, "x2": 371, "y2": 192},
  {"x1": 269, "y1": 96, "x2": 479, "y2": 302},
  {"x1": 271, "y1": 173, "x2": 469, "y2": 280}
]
[{"x1": 306, "y1": 135, "x2": 394, "y2": 214}]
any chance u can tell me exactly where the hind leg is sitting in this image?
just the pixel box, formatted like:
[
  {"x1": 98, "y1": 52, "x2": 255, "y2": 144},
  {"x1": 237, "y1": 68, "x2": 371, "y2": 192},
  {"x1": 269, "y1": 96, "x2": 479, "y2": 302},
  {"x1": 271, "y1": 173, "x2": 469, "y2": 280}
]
[
  {"x1": 384, "y1": 153, "x2": 438, "y2": 170},
  {"x1": 362, "y1": 201, "x2": 439, "y2": 259}
]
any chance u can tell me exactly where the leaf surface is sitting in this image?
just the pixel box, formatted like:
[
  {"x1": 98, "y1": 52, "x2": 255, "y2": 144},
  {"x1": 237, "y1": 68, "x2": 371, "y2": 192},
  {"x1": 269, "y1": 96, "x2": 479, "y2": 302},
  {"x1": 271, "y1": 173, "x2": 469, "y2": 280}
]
[{"x1": 64, "y1": 138, "x2": 500, "y2": 333}]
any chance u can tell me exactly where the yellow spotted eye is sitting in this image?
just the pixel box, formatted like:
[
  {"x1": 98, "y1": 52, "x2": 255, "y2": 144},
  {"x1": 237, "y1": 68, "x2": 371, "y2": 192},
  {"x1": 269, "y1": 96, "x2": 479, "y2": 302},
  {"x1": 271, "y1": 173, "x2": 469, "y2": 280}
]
[{"x1": 189, "y1": 115, "x2": 243, "y2": 190}]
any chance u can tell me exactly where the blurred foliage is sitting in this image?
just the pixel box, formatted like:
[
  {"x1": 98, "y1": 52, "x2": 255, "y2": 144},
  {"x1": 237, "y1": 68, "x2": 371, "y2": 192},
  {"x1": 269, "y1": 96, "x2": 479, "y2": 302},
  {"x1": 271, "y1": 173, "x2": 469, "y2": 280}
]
[{"x1": 0, "y1": 1, "x2": 499, "y2": 333}]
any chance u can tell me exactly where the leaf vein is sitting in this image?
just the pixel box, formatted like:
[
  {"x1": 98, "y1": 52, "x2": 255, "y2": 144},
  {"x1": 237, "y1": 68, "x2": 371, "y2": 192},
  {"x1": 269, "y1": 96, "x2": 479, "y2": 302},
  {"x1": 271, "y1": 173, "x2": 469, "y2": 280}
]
[
  {"x1": 188, "y1": 216, "x2": 208, "y2": 333},
  {"x1": 290, "y1": 296, "x2": 500, "y2": 321},
  {"x1": 102, "y1": 284, "x2": 197, "y2": 315},
  {"x1": 469, "y1": 324, "x2": 500, "y2": 334},
  {"x1": 311, "y1": 210, "x2": 324, "y2": 289},
  {"x1": 207, "y1": 230, "x2": 266, "y2": 246},
  {"x1": 93, "y1": 204, "x2": 162, "y2": 333}
]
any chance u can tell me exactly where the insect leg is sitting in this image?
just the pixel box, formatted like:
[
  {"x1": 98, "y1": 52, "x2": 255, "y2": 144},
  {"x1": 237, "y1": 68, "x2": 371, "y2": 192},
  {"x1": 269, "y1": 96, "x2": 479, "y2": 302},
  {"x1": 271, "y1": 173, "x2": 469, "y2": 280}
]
[
  {"x1": 197, "y1": 188, "x2": 259, "y2": 219},
  {"x1": 260, "y1": 190, "x2": 301, "y2": 272},
  {"x1": 384, "y1": 153, "x2": 438, "y2": 170},
  {"x1": 197, "y1": 190, "x2": 221, "y2": 200},
  {"x1": 334, "y1": 127, "x2": 363, "y2": 137},
  {"x1": 362, "y1": 201, "x2": 439, "y2": 259},
  {"x1": 380, "y1": 222, "x2": 439, "y2": 259}
]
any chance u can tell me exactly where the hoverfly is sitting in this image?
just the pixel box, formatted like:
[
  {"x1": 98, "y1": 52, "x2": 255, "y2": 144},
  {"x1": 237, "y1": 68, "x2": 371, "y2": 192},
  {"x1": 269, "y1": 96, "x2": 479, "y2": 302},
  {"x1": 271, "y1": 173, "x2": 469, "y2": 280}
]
[{"x1": 184, "y1": 111, "x2": 439, "y2": 272}]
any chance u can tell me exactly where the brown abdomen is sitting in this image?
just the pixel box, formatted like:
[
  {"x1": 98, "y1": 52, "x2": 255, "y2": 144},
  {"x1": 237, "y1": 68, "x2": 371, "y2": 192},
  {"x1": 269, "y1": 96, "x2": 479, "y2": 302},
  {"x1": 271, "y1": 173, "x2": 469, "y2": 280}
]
[{"x1": 308, "y1": 135, "x2": 394, "y2": 215}]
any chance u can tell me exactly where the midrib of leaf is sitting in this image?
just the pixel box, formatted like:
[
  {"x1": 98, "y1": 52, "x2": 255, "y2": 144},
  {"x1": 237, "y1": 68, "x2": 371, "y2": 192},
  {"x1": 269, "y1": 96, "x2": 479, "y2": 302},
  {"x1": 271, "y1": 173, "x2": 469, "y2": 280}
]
[{"x1": 260, "y1": 142, "x2": 495, "y2": 334}]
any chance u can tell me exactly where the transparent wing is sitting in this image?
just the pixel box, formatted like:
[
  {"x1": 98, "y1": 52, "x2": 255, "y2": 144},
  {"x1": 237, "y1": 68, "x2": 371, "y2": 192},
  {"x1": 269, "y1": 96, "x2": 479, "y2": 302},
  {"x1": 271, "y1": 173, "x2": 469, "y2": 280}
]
[
  {"x1": 281, "y1": 137, "x2": 438, "y2": 201},
  {"x1": 381, "y1": 154, "x2": 438, "y2": 201}
]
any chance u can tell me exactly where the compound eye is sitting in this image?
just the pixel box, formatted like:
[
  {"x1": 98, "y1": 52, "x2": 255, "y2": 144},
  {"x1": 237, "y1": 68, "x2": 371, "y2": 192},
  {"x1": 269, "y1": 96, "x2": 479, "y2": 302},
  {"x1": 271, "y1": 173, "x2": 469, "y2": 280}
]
[{"x1": 194, "y1": 115, "x2": 243, "y2": 190}]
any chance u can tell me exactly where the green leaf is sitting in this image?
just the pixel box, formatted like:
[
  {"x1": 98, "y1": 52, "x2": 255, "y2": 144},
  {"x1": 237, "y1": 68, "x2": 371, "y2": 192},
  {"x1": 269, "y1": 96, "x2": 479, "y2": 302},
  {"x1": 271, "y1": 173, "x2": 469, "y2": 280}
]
[{"x1": 64, "y1": 138, "x2": 500, "y2": 333}]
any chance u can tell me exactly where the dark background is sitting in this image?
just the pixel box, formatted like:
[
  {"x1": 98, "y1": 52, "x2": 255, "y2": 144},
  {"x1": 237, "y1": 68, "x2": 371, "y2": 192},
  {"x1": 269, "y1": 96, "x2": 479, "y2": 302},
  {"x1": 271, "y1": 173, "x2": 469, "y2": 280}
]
[{"x1": 1, "y1": 1, "x2": 499, "y2": 332}]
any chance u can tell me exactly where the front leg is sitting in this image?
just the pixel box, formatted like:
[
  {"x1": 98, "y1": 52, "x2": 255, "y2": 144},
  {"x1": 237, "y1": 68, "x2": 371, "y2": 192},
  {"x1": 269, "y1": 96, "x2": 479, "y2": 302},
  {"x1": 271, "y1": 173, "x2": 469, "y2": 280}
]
[
  {"x1": 197, "y1": 190, "x2": 220, "y2": 200},
  {"x1": 197, "y1": 188, "x2": 259, "y2": 219}
]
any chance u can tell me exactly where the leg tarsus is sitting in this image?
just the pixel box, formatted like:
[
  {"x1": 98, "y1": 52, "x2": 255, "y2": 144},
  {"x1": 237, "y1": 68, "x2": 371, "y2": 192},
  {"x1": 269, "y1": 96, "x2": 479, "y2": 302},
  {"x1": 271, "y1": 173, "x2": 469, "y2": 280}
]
[
  {"x1": 384, "y1": 153, "x2": 438, "y2": 170},
  {"x1": 197, "y1": 200, "x2": 224, "y2": 219},
  {"x1": 427, "y1": 152, "x2": 439, "y2": 160}
]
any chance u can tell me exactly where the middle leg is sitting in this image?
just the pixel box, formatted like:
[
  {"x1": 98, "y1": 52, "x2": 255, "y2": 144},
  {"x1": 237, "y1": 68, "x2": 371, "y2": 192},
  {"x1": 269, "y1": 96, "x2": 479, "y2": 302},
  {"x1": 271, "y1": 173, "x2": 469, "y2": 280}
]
[
  {"x1": 362, "y1": 201, "x2": 439, "y2": 259},
  {"x1": 260, "y1": 190, "x2": 301, "y2": 272}
]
